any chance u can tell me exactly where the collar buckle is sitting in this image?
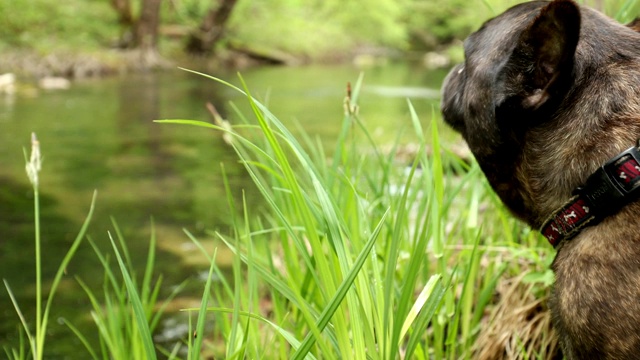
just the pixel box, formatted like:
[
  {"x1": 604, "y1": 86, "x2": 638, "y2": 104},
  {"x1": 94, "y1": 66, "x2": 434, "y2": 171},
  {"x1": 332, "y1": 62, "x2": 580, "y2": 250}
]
[{"x1": 578, "y1": 142, "x2": 640, "y2": 218}]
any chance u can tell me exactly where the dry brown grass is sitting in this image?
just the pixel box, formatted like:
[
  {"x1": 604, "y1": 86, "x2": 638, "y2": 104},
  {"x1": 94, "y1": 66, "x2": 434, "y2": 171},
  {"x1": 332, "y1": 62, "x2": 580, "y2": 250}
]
[{"x1": 474, "y1": 274, "x2": 560, "y2": 360}]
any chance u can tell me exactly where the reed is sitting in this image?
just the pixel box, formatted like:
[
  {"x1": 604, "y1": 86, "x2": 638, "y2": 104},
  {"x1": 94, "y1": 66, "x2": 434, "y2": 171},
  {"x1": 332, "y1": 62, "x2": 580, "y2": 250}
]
[{"x1": 3, "y1": 133, "x2": 96, "y2": 360}]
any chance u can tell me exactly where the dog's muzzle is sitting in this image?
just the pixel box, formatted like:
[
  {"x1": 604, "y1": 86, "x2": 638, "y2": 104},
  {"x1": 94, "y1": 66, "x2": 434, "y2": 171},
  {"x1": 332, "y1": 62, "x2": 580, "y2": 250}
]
[{"x1": 441, "y1": 64, "x2": 466, "y2": 134}]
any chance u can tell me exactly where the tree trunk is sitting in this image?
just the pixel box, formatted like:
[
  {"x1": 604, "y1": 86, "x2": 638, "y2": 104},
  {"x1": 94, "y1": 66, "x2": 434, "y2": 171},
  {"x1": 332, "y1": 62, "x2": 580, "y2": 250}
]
[
  {"x1": 185, "y1": 0, "x2": 239, "y2": 55},
  {"x1": 111, "y1": 0, "x2": 134, "y2": 26},
  {"x1": 110, "y1": 0, "x2": 161, "y2": 52},
  {"x1": 110, "y1": 0, "x2": 135, "y2": 47},
  {"x1": 135, "y1": 0, "x2": 162, "y2": 52}
]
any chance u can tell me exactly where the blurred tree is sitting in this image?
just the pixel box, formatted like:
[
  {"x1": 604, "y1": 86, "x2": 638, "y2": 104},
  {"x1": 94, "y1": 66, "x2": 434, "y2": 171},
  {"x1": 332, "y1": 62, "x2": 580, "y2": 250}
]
[
  {"x1": 404, "y1": 0, "x2": 478, "y2": 50},
  {"x1": 110, "y1": 0, "x2": 161, "y2": 54},
  {"x1": 226, "y1": 0, "x2": 410, "y2": 61},
  {"x1": 111, "y1": 0, "x2": 134, "y2": 32},
  {"x1": 185, "y1": 0, "x2": 239, "y2": 54}
]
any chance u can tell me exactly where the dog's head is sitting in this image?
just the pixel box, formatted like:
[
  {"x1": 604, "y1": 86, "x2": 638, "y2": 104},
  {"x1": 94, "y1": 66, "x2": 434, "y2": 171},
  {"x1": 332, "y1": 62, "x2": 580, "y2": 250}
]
[
  {"x1": 442, "y1": 0, "x2": 579, "y2": 148},
  {"x1": 441, "y1": 0, "x2": 640, "y2": 226}
]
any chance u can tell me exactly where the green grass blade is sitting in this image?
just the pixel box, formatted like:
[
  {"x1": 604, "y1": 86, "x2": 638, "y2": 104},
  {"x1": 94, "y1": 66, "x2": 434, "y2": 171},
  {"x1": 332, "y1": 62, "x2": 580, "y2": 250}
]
[
  {"x1": 191, "y1": 248, "x2": 218, "y2": 359},
  {"x1": 399, "y1": 274, "x2": 443, "y2": 342},
  {"x1": 384, "y1": 150, "x2": 423, "y2": 357},
  {"x1": 150, "y1": 279, "x2": 188, "y2": 331},
  {"x1": 141, "y1": 218, "x2": 157, "y2": 311},
  {"x1": 193, "y1": 307, "x2": 318, "y2": 360},
  {"x1": 110, "y1": 218, "x2": 134, "y2": 281},
  {"x1": 615, "y1": 0, "x2": 638, "y2": 22},
  {"x1": 183, "y1": 229, "x2": 235, "y2": 300},
  {"x1": 404, "y1": 277, "x2": 447, "y2": 358},
  {"x1": 41, "y1": 190, "x2": 97, "y2": 343},
  {"x1": 107, "y1": 231, "x2": 157, "y2": 360},
  {"x1": 292, "y1": 209, "x2": 389, "y2": 360},
  {"x1": 154, "y1": 119, "x2": 218, "y2": 128},
  {"x1": 61, "y1": 318, "x2": 100, "y2": 360},
  {"x1": 216, "y1": 233, "x2": 338, "y2": 353},
  {"x1": 3, "y1": 280, "x2": 35, "y2": 356}
]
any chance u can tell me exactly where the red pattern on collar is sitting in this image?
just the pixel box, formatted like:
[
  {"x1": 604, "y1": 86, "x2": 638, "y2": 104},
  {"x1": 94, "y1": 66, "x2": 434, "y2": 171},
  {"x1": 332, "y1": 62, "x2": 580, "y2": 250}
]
[
  {"x1": 541, "y1": 198, "x2": 593, "y2": 247},
  {"x1": 541, "y1": 147, "x2": 640, "y2": 247}
]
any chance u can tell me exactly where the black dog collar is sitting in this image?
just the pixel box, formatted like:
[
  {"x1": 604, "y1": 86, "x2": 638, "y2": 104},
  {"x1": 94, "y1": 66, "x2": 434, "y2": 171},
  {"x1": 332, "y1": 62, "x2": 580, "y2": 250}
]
[{"x1": 540, "y1": 141, "x2": 640, "y2": 247}]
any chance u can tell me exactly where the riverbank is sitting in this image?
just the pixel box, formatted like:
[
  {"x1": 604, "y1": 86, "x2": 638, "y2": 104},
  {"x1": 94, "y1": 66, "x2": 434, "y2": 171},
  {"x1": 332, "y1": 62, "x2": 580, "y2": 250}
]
[
  {"x1": 0, "y1": 49, "x2": 171, "y2": 79},
  {"x1": 0, "y1": 45, "x2": 460, "y2": 85}
]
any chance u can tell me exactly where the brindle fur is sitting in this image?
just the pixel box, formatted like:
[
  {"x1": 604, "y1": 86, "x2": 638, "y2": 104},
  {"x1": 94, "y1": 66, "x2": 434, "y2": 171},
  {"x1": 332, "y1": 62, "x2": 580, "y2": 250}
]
[{"x1": 441, "y1": 1, "x2": 640, "y2": 358}]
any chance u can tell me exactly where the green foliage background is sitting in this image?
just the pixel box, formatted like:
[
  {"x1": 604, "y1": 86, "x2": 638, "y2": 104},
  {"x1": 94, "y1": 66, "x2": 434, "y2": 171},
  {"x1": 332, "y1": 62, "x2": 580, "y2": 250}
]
[
  {"x1": 0, "y1": 0, "x2": 640, "y2": 59},
  {"x1": 0, "y1": 0, "x2": 116, "y2": 52},
  {"x1": 1, "y1": 0, "x2": 638, "y2": 59}
]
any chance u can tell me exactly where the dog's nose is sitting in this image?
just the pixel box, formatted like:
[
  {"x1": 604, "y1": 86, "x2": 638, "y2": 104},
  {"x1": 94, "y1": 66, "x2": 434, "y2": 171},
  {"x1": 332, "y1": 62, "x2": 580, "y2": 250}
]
[
  {"x1": 441, "y1": 65, "x2": 464, "y2": 101},
  {"x1": 441, "y1": 65, "x2": 466, "y2": 133}
]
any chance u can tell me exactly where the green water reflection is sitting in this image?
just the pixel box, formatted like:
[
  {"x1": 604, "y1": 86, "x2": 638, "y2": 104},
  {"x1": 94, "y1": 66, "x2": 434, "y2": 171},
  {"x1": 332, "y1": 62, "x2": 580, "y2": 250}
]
[{"x1": 0, "y1": 61, "x2": 449, "y2": 356}]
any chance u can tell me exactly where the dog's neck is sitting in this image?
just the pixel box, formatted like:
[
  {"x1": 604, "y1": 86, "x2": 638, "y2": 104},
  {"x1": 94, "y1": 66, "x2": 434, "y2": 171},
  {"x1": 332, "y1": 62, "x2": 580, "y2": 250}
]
[{"x1": 541, "y1": 141, "x2": 640, "y2": 246}]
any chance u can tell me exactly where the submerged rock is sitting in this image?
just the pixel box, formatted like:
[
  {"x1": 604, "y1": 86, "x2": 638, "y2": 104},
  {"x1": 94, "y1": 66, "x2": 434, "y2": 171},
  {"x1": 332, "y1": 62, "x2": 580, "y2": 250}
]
[
  {"x1": 0, "y1": 73, "x2": 16, "y2": 94},
  {"x1": 38, "y1": 77, "x2": 71, "y2": 90}
]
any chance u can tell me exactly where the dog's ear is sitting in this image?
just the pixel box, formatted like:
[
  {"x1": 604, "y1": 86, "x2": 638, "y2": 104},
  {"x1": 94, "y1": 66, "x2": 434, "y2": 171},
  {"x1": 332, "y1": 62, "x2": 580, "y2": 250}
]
[{"x1": 504, "y1": 0, "x2": 581, "y2": 112}]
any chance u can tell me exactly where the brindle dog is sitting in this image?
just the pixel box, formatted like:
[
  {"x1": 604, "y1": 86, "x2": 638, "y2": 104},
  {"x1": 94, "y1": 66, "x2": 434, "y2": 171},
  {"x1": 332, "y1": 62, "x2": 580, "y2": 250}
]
[{"x1": 441, "y1": 0, "x2": 640, "y2": 358}]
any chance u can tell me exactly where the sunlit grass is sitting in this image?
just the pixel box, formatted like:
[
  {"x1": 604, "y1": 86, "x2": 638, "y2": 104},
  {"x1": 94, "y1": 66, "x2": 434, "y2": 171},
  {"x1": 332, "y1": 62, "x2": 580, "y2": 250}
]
[{"x1": 157, "y1": 70, "x2": 556, "y2": 359}]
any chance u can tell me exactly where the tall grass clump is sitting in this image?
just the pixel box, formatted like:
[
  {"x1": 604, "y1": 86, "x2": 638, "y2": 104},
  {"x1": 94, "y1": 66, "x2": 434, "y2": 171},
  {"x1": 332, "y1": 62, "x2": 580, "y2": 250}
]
[
  {"x1": 3, "y1": 133, "x2": 96, "y2": 360},
  {"x1": 66, "y1": 219, "x2": 187, "y2": 360},
  {"x1": 157, "y1": 70, "x2": 556, "y2": 359}
]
